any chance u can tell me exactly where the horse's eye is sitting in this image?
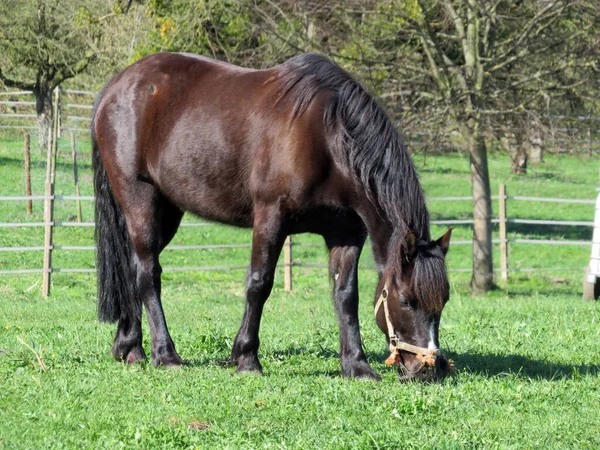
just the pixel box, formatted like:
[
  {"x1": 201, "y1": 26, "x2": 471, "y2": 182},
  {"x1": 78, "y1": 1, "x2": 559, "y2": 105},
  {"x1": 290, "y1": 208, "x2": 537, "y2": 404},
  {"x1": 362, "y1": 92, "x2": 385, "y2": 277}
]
[{"x1": 399, "y1": 295, "x2": 411, "y2": 309}]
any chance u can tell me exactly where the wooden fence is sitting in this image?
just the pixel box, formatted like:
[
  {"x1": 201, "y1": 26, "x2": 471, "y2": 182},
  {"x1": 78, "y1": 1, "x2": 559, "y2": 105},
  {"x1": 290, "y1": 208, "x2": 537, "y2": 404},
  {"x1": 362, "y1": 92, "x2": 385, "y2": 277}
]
[{"x1": 0, "y1": 88, "x2": 93, "y2": 136}]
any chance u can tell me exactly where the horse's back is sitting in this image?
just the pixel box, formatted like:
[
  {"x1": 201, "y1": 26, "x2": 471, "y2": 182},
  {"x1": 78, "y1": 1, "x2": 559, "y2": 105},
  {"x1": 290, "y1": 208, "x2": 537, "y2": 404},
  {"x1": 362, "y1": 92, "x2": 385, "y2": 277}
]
[
  {"x1": 93, "y1": 53, "x2": 341, "y2": 229},
  {"x1": 93, "y1": 53, "x2": 272, "y2": 225}
]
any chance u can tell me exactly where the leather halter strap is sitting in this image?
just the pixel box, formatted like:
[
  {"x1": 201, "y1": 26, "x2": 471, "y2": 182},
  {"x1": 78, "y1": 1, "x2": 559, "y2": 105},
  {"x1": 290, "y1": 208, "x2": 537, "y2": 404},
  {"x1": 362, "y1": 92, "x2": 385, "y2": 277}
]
[{"x1": 374, "y1": 284, "x2": 440, "y2": 357}]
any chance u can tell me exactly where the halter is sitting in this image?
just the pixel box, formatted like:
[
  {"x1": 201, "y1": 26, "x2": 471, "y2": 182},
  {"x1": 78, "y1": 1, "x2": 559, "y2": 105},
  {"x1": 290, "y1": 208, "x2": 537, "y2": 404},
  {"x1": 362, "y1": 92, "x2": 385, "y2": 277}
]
[{"x1": 374, "y1": 284, "x2": 440, "y2": 367}]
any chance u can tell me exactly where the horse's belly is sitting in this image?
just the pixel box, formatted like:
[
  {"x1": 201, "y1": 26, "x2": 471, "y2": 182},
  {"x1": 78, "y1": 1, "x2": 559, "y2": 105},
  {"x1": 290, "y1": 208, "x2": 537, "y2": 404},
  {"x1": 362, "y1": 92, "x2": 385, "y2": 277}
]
[
  {"x1": 180, "y1": 187, "x2": 254, "y2": 228},
  {"x1": 153, "y1": 148, "x2": 254, "y2": 227}
]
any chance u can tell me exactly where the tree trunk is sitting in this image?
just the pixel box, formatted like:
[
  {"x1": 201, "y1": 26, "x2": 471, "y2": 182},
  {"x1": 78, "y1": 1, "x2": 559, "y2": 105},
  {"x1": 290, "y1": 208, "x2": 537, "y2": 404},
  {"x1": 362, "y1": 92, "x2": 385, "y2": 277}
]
[
  {"x1": 511, "y1": 141, "x2": 528, "y2": 175},
  {"x1": 528, "y1": 128, "x2": 543, "y2": 163},
  {"x1": 501, "y1": 127, "x2": 528, "y2": 174},
  {"x1": 35, "y1": 88, "x2": 53, "y2": 152},
  {"x1": 469, "y1": 127, "x2": 494, "y2": 295}
]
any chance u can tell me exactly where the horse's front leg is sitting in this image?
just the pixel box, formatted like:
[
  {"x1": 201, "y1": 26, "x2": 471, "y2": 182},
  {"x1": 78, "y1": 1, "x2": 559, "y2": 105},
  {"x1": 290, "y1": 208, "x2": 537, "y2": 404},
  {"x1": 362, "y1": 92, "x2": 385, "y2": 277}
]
[
  {"x1": 231, "y1": 205, "x2": 286, "y2": 374},
  {"x1": 327, "y1": 235, "x2": 381, "y2": 381}
]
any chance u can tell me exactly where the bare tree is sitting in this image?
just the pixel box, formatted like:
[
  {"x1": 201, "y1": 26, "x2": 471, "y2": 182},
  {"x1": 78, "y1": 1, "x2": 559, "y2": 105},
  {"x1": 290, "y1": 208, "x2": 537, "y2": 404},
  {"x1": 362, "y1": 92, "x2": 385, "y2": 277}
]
[
  {"x1": 242, "y1": 0, "x2": 599, "y2": 294},
  {"x1": 385, "y1": 0, "x2": 600, "y2": 294}
]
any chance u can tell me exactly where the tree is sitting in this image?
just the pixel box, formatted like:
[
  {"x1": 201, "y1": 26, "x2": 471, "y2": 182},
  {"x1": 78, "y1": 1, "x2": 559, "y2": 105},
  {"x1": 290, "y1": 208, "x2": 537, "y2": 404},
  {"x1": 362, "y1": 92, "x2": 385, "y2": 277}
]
[
  {"x1": 134, "y1": 0, "x2": 268, "y2": 67},
  {"x1": 398, "y1": 0, "x2": 599, "y2": 293},
  {"x1": 0, "y1": 0, "x2": 136, "y2": 148},
  {"x1": 251, "y1": 0, "x2": 599, "y2": 294}
]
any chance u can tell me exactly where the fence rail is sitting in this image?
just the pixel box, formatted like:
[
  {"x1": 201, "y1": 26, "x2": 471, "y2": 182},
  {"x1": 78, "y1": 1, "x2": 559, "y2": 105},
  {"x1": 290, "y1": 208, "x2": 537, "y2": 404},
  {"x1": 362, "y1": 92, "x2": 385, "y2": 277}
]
[{"x1": 0, "y1": 184, "x2": 594, "y2": 294}]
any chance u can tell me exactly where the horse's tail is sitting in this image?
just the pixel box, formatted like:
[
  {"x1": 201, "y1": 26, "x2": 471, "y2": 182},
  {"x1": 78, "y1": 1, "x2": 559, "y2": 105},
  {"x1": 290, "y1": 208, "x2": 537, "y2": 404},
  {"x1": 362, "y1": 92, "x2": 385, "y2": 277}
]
[{"x1": 92, "y1": 89, "x2": 140, "y2": 323}]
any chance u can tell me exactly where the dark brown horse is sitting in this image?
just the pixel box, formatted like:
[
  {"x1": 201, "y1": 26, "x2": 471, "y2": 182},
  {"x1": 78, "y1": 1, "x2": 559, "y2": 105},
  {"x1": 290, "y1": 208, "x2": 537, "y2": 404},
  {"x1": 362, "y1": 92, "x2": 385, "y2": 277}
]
[{"x1": 92, "y1": 52, "x2": 453, "y2": 382}]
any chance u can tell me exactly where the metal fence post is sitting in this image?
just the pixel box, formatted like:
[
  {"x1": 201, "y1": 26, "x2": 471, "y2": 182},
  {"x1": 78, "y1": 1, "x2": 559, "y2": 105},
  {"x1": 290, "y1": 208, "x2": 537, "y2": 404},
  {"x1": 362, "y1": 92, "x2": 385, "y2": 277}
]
[
  {"x1": 499, "y1": 184, "x2": 508, "y2": 280},
  {"x1": 42, "y1": 128, "x2": 55, "y2": 296},
  {"x1": 284, "y1": 236, "x2": 293, "y2": 291}
]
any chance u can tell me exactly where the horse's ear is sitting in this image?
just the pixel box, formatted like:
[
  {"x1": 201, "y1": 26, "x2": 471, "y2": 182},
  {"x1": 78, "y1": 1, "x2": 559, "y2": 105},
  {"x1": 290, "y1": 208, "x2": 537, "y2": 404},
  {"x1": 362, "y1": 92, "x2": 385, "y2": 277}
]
[
  {"x1": 404, "y1": 231, "x2": 417, "y2": 259},
  {"x1": 436, "y1": 227, "x2": 453, "y2": 255}
]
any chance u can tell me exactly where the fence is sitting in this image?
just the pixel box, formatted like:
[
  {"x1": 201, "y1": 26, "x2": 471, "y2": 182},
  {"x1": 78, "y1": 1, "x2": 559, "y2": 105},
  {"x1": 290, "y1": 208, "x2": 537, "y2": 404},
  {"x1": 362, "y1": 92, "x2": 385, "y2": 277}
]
[
  {"x1": 0, "y1": 88, "x2": 93, "y2": 137},
  {"x1": 0, "y1": 182, "x2": 595, "y2": 296}
]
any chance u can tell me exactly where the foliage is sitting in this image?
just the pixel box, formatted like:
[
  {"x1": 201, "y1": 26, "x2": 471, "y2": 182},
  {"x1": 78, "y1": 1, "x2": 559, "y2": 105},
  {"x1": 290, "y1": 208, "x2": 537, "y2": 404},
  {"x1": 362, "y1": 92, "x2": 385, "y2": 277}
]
[
  {"x1": 0, "y1": 0, "x2": 136, "y2": 90},
  {"x1": 134, "y1": 0, "x2": 266, "y2": 65},
  {"x1": 0, "y1": 0, "x2": 142, "y2": 148}
]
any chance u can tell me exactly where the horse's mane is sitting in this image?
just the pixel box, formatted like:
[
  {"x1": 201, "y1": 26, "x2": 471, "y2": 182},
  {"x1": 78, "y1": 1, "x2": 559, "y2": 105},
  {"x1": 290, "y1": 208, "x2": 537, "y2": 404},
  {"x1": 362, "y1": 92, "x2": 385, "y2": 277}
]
[{"x1": 277, "y1": 53, "x2": 430, "y2": 241}]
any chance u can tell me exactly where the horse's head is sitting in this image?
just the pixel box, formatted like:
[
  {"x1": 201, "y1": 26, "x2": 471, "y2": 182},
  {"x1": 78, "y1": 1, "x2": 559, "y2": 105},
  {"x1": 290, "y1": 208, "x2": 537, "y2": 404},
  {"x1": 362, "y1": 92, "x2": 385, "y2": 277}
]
[{"x1": 375, "y1": 227, "x2": 453, "y2": 382}]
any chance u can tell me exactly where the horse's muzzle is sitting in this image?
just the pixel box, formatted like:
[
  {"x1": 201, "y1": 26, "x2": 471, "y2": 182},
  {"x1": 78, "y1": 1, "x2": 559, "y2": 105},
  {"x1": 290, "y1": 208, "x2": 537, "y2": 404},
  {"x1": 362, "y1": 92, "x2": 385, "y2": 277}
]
[{"x1": 396, "y1": 351, "x2": 453, "y2": 383}]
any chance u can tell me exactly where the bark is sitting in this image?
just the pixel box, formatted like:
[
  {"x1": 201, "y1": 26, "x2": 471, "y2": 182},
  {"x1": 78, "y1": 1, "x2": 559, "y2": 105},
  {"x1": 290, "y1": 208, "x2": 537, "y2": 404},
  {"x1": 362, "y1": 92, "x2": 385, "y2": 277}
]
[
  {"x1": 511, "y1": 141, "x2": 528, "y2": 174},
  {"x1": 500, "y1": 126, "x2": 528, "y2": 174},
  {"x1": 468, "y1": 126, "x2": 494, "y2": 295},
  {"x1": 35, "y1": 88, "x2": 53, "y2": 152},
  {"x1": 528, "y1": 128, "x2": 544, "y2": 163}
]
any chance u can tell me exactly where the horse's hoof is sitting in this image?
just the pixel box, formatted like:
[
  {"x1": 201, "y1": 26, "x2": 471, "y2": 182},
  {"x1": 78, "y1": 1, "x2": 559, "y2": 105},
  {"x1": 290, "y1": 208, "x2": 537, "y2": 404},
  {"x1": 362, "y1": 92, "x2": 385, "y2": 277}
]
[
  {"x1": 235, "y1": 355, "x2": 263, "y2": 375},
  {"x1": 342, "y1": 361, "x2": 381, "y2": 381},
  {"x1": 235, "y1": 367, "x2": 263, "y2": 376},
  {"x1": 125, "y1": 348, "x2": 147, "y2": 364},
  {"x1": 153, "y1": 353, "x2": 185, "y2": 368},
  {"x1": 112, "y1": 344, "x2": 147, "y2": 364}
]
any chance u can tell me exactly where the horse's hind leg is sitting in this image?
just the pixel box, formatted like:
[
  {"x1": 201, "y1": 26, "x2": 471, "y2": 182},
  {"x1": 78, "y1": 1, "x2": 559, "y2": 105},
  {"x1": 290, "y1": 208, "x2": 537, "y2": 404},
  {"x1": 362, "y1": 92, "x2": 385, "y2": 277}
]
[
  {"x1": 231, "y1": 204, "x2": 286, "y2": 374},
  {"x1": 112, "y1": 308, "x2": 145, "y2": 364},
  {"x1": 114, "y1": 181, "x2": 184, "y2": 367}
]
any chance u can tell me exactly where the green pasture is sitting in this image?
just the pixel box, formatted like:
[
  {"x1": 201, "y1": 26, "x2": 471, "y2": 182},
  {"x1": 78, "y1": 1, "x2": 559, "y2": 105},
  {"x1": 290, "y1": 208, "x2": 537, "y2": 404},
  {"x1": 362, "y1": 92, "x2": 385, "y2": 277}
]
[{"x1": 1, "y1": 136, "x2": 599, "y2": 449}]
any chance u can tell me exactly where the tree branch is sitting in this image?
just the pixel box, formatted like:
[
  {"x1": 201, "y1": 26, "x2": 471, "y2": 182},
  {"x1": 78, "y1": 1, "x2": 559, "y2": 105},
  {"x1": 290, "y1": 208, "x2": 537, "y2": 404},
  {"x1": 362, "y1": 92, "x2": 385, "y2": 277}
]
[{"x1": 0, "y1": 68, "x2": 35, "y2": 90}]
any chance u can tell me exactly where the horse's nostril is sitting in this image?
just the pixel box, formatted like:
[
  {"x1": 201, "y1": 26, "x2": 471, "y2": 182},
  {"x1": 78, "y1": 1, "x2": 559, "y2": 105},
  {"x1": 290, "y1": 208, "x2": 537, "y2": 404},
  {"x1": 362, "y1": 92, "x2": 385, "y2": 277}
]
[{"x1": 396, "y1": 352, "x2": 454, "y2": 383}]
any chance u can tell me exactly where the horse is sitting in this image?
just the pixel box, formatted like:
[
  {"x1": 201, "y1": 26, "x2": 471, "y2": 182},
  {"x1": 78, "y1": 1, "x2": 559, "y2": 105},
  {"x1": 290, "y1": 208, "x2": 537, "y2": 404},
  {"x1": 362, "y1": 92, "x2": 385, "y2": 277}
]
[{"x1": 91, "y1": 52, "x2": 453, "y2": 382}]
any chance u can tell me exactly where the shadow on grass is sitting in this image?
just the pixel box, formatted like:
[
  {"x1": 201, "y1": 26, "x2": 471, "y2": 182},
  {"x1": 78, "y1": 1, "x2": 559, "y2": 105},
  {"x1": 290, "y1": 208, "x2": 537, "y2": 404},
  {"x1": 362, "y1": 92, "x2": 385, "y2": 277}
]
[
  {"x1": 180, "y1": 347, "x2": 599, "y2": 381},
  {"x1": 445, "y1": 350, "x2": 598, "y2": 380},
  {"x1": 418, "y1": 166, "x2": 469, "y2": 176},
  {"x1": 361, "y1": 349, "x2": 599, "y2": 381},
  {"x1": 428, "y1": 214, "x2": 592, "y2": 242},
  {"x1": 508, "y1": 223, "x2": 592, "y2": 241},
  {"x1": 506, "y1": 169, "x2": 591, "y2": 185}
]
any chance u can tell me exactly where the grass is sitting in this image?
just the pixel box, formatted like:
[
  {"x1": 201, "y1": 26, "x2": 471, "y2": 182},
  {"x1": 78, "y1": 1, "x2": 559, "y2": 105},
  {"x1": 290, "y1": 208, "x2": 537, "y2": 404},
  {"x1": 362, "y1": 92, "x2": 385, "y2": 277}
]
[
  {"x1": 1, "y1": 136, "x2": 600, "y2": 449},
  {"x1": 1, "y1": 275, "x2": 600, "y2": 449}
]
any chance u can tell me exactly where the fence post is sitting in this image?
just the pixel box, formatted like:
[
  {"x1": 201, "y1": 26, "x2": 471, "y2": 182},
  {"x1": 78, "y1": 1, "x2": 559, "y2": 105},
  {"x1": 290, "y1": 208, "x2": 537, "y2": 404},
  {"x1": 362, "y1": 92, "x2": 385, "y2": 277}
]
[
  {"x1": 588, "y1": 128, "x2": 592, "y2": 158},
  {"x1": 42, "y1": 127, "x2": 56, "y2": 296},
  {"x1": 284, "y1": 236, "x2": 293, "y2": 292},
  {"x1": 42, "y1": 96, "x2": 59, "y2": 297},
  {"x1": 24, "y1": 133, "x2": 32, "y2": 215},
  {"x1": 499, "y1": 184, "x2": 508, "y2": 281},
  {"x1": 56, "y1": 87, "x2": 62, "y2": 138},
  {"x1": 71, "y1": 132, "x2": 82, "y2": 222}
]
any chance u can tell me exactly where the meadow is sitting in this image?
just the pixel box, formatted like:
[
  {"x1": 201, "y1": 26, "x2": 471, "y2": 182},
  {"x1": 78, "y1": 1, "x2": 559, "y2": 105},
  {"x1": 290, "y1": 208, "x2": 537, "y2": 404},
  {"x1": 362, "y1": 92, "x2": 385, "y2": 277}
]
[{"x1": 1, "y1": 136, "x2": 599, "y2": 449}]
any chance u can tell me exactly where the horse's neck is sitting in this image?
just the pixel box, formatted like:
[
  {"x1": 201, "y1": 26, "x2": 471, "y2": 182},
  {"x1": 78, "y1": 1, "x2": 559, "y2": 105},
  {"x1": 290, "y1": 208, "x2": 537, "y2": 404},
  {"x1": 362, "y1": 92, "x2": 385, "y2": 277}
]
[
  {"x1": 351, "y1": 181, "x2": 428, "y2": 273},
  {"x1": 357, "y1": 203, "x2": 393, "y2": 272},
  {"x1": 361, "y1": 207, "x2": 428, "y2": 275}
]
